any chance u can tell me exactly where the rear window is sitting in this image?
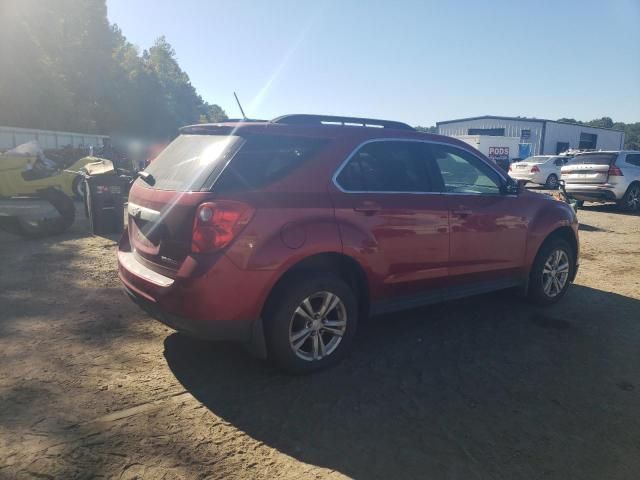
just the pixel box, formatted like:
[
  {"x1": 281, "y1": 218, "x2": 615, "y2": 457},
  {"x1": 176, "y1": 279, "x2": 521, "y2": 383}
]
[
  {"x1": 572, "y1": 153, "x2": 617, "y2": 165},
  {"x1": 525, "y1": 156, "x2": 551, "y2": 164},
  {"x1": 214, "y1": 135, "x2": 327, "y2": 192},
  {"x1": 143, "y1": 134, "x2": 240, "y2": 191}
]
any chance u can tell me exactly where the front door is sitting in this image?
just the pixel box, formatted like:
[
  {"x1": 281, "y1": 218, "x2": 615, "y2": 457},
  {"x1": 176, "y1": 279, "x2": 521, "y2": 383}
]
[
  {"x1": 330, "y1": 140, "x2": 449, "y2": 301},
  {"x1": 427, "y1": 143, "x2": 528, "y2": 286}
]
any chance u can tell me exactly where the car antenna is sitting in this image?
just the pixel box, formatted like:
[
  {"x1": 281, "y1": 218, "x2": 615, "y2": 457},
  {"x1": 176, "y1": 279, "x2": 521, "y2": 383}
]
[{"x1": 234, "y1": 92, "x2": 247, "y2": 120}]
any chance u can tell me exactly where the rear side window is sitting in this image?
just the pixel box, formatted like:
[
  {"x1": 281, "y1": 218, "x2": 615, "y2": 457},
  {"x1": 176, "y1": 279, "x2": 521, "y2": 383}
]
[
  {"x1": 143, "y1": 135, "x2": 241, "y2": 191},
  {"x1": 336, "y1": 141, "x2": 431, "y2": 192},
  {"x1": 572, "y1": 153, "x2": 617, "y2": 165},
  {"x1": 214, "y1": 135, "x2": 327, "y2": 192},
  {"x1": 625, "y1": 154, "x2": 640, "y2": 167}
]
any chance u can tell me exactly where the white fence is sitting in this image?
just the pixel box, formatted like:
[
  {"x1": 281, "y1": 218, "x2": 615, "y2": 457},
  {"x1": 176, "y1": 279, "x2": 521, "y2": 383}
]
[{"x1": 0, "y1": 126, "x2": 108, "y2": 150}]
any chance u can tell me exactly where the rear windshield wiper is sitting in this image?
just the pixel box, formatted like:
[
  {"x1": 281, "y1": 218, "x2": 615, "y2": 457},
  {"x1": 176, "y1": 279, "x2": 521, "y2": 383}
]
[{"x1": 136, "y1": 171, "x2": 156, "y2": 186}]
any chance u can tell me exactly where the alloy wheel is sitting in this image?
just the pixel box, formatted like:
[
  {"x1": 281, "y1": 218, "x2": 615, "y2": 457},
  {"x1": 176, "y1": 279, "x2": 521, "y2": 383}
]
[
  {"x1": 542, "y1": 249, "x2": 570, "y2": 298},
  {"x1": 289, "y1": 291, "x2": 347, "y2": 361},
  {"x1": 626, "y1": 186, "x2": 640, "y2": 211}
]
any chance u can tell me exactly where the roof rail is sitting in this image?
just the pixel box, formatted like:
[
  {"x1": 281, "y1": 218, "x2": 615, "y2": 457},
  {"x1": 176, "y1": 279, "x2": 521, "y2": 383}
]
[{"x1": 271, "y1": 114, "x2": 414, "y2": 131}]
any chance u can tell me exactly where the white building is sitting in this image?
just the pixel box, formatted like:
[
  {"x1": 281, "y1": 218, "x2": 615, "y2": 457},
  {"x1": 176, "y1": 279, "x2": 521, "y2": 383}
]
[
  {"x1": 436, "y1": 115, "x2": 625, "y2": 157},
  {"x1": 0, "y1": 125, "x2": 108, "y2": 151}
]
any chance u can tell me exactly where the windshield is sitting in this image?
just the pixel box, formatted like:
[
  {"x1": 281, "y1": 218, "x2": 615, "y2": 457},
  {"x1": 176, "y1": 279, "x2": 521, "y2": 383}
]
[
  {"x1": 142, "y1": 134, "x2": 240, "y2": 191},
  {"x1": 572, "y1": 153, "x2": 617, "y2": 165}
]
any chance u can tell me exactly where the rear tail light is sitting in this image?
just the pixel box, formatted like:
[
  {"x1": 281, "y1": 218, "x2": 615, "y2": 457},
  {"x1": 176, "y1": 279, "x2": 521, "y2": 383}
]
[
  {"x1": 192, "y1": 201, "x2": 254, "y2": 253},
  {"x1": 508, "y1": 164, "x2": 513, "y2": 171},
  {"x1": 530, "y1": 165, "x2": 540, "y2": 173},
  {"x1": 608, "y1": 166, "x2": 623, "y2": 176}
]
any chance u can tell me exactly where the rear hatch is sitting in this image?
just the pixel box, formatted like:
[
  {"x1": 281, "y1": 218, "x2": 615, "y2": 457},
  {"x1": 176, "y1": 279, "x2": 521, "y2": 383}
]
[
  {"x1": 127, "y1": 133, "x2": 242, "y2": 276},
  {"x1": 126, "y1": 129, "x2": 329, "y2": 278},
  {"x1": 561, "y1": 153, "x2": 618, "y2": 184}
]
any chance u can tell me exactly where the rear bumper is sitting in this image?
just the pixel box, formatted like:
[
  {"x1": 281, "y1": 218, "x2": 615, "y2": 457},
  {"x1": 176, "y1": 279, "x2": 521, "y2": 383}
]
[
  {"x1": 122, "y1": 283, "x2": 256, "y2": 342},
  {"x1": 117, "y1": 233, "x2": 272, "y2": 356},
  {"x1": 565, "y1": 184, "x2": 620, "y2": 202}
]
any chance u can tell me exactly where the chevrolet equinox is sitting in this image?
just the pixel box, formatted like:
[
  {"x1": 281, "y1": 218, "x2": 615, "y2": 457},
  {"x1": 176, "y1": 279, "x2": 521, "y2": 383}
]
[{"x1": 118, "y1": 114, "x2": 579, "y2": 373}]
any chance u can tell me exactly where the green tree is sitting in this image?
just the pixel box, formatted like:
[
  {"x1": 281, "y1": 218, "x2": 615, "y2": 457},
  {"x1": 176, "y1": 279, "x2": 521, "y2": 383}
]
[
  {"x1": 587, "y1": 117, "x2": 614, "y2": 129},
  {"x1": 201, "y1": 104, "x2": 228, "y2": 123},
  {"x1": 557, "y1": 118, "x2": 581, "y2": 124},
  {"x1": 0, "y1": 0, "x2": 226, "y2": 140},
  {"x1": 415, "y1": 125, "x2": 438, "y2": 134}
]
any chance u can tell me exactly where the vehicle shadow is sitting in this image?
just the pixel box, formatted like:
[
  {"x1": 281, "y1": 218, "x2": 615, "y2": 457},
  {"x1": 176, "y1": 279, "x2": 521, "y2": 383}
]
[
  {"x1": 578, "y1": 223, "x2": 610, "y2": 232},
  {"x1": 164, "y1": 285, "x2": 640, "y2": 479},
  {"x1": 580, "y1": 203, "x2": 639, "y2": 216},
  {"x1": 0, "y1": 200, "x2": 120, "y2": 244}
]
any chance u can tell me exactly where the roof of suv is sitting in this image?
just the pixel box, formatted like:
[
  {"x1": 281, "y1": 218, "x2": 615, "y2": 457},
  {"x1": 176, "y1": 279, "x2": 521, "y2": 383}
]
[
  {"x1": 179, "y1": 113, "x2": 474, "y2": 149},
  {"x1": 574, "y1": 150, "x2": 640, "y2": 155}
]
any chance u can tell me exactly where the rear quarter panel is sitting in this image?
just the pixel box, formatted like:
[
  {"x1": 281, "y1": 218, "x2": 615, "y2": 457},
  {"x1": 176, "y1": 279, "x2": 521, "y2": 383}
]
[{"x1": 224, "y1": 191, "x2": 343, "y2": 271}]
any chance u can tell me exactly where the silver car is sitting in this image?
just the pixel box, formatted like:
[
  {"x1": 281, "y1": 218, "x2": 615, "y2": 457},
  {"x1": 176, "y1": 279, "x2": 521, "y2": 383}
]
[{"x1": 561, "y1": 151, "x2": 640, "y2": 211}]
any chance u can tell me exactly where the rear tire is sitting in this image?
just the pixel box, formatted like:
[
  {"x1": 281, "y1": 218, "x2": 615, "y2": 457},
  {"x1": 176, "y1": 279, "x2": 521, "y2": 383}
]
[
  {"x1": 618, "y1": 183, "x2": 640, "y2": 212},
  {"x1": 545, "y1": 174, "x2": 559, "y2": 189},
  {"x1": 528, "y1": 238, "x2": 575, "y2": 306},
  {"x1": 264, "y1": 272, "x2": 358, "y2": 374},
  {"x1": 12, "y1": 189, "x2": 75, "y2": 238}
]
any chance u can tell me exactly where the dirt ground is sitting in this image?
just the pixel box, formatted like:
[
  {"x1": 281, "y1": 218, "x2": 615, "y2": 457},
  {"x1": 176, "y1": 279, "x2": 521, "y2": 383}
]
[{"x1": 1, "y1": 198, "x2": 640, "y2": 480}]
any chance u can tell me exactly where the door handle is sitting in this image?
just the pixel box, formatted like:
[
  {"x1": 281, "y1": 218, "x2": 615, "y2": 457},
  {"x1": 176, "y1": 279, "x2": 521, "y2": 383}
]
[
  {"x1": 452, "y1": 208, "x2": 472, "y2": 217},
  {"x1": 353, "y1": 202, "x2": 381, "y2": 215}
]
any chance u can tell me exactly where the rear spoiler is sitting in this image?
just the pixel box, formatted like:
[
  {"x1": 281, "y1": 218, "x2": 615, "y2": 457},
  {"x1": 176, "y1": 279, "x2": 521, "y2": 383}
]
[{"x1": 180, "y1": 121, "x2": 266, "y2": 135}]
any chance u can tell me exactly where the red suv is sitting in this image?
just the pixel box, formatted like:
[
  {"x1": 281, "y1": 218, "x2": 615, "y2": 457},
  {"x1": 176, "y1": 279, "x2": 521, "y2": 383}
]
[{"x1": 118, "y1": 114, "x2": 579, "y2": 373}]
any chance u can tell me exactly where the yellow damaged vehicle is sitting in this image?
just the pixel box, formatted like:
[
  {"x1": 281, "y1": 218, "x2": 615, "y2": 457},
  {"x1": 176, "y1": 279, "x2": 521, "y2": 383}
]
[
  {"x1": 0, "y1": 144, "x2": 99, "y2": 237},
  {"x1": 0, "y1": 153, "x2": 97, "y2": 199}
]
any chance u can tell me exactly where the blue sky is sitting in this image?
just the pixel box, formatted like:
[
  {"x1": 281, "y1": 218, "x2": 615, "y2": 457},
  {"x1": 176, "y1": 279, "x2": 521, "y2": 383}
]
[{"x1": 107, "y1": 0, "x2": 640, "y2": 126}]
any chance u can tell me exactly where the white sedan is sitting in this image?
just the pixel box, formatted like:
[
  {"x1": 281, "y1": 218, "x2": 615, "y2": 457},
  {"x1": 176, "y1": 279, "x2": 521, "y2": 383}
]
[{"x1": 509, "y1": 155, "x2": 573, "y2": 188}]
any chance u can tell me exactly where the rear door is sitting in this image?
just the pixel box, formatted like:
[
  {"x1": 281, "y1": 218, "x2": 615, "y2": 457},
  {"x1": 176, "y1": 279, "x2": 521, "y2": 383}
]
[
  {"x1": 331, "y1": 140, "x2": 449, "y2": 300},
  {"x1": 427, "y1": 143, "x2": 528, "y2": 285},
  {"x1": 561, "y1": 153, "x2": 617, "y2": 184}
]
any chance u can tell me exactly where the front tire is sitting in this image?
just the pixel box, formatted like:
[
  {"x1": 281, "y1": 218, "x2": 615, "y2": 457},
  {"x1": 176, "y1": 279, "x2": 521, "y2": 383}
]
[
  {"x1": 264, "y1": 272, "x2": 358, "y2": 374},
  {"x1": 618, "y1": 183, "x2": 640, "y2": 212},
  {"x1": 528, "y1": 238, "x2": 575, "y2": 305}
]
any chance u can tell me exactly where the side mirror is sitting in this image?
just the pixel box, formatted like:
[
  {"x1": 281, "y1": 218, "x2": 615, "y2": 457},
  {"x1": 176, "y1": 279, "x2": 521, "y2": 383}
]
[{"x1": 501, "y1": 177, "x2": 521, "y2": 195}]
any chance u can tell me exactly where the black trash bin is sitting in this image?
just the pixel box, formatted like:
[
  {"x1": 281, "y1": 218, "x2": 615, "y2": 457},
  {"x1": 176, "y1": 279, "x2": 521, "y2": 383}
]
[{"x1": 84, "y1": 173, "x2": 131, "y2": 235}]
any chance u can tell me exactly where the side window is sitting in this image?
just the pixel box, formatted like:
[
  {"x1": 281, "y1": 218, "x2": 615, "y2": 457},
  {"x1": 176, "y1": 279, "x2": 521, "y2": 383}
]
[
  {"x1": 215, "y1": 135, "x2": 327, "y2": 192},
  {"x1": 554, "y1": 158, "x2": 564, "y2": 166},
  {"x1": 336, "y1": 141, "x2": 432, "y2": 192},
  {"x1": 429, "y1": 144, "x2": 502, "y2": 195},
  {"x1": 625, "y1": 154, "x2": 640, "y2": 167}
]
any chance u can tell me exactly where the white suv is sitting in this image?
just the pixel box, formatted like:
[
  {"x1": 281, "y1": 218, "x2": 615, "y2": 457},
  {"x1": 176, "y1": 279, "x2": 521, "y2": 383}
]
[
  {"x1": 508, "y1": 155, "x2": 572, "y2": 188},
  {"x1": 561, "y1": 151, "x2": 640, "y2": 211}
]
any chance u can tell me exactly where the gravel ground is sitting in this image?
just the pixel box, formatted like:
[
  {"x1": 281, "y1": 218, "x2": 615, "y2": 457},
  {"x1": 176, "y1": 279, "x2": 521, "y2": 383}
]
[{"x1": 1, "y1": 200, "x2": 639, "y2": 480}]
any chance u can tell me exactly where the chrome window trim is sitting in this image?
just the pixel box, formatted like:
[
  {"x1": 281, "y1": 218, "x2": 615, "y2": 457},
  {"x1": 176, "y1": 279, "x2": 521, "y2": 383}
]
[{"x1": 331, "y1": 137, "x2": 510, "y2": 195}]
